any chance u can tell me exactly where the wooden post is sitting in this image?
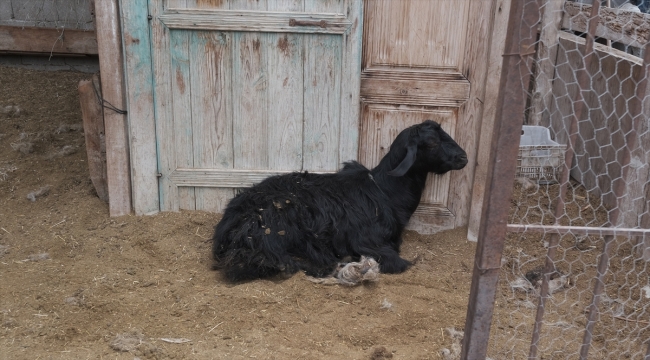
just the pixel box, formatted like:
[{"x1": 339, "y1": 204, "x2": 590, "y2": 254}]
[
  {"x1": 529, "y1": 0, "x2": 565, "y2": 126},
  {"x1": 120, "y1": 0, "x2": 160, "y2": 215},
  {"x1": 94, "y1": 0, "x2": 132, "y2": 216},
  {"x1": 467, "y1": 0, "x2": 513, "y2": 241},
  {"x1": 460, "y1": 1, "x2": 540, "y2": 358},
  {"x1": 78, "y1": 75, "x2": 109, "y2": 203},
  {"x1": 0, "y1": 26, "x2": 98, "y2": 54}
]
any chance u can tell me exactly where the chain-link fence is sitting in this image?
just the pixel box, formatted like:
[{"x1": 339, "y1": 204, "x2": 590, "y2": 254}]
[{"x1": 464, "y1": 1, "x2": 650, "y2": 359}]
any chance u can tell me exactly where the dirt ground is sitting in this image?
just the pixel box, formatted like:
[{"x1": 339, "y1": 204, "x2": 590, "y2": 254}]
[
  {"x1": 2, "y1": 65, "x2": 647, "y2": 360},
  {"x1": 0, "y1": 65, "x2": 478, "y2": 360}
]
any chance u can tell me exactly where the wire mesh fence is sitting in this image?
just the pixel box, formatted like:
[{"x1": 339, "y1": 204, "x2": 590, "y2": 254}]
[{"x1": 465, "y1": 0, "x2": 650, "y2": 359}]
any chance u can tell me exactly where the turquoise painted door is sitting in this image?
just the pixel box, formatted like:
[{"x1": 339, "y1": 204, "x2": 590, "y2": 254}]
[{"x1": 140, "y1": 0, "x2": 362, "y2": 212}]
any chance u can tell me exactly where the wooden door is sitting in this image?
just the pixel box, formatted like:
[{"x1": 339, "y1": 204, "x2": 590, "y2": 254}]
[
  {"x1": 360, "y1": 0, "x2": 494, "y2": 233},
  {"x1": 145, "y1": 0, "x2": 362, "y2": 212}
]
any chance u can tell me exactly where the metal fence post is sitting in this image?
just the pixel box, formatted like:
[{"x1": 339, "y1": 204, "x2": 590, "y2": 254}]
[{"x1": 460, "y1": 0, "x2": 540, "y2": 358}]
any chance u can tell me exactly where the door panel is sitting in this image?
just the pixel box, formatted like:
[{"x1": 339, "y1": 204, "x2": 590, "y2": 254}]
[
  {"x1": 151, "y1": 0, "x2": 361, "y2": 212},
  {"x1": 360, "y1": 0, "x2": 493, "y2": 233},
  {"x1": 359, "y1": 104, "x2": 457, "y2": 207},
  {"x1": 303, "y1": 35, "x2": 342, "y2": 171},
  {"x1": 363, "y1": 0, "x2": 470, "y2": 69}
]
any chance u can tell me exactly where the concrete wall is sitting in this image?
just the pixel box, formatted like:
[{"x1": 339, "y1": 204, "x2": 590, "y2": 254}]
[{"x1": 0, "y1": 0, "x2": 94, "y2": 30}]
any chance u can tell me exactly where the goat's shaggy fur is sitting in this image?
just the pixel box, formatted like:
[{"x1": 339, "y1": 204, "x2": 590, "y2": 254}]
[{"x1": 211, "y1": 120, "x2": 468, "y2": 282}]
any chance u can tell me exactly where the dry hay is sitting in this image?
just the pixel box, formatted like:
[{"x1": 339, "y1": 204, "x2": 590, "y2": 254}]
[
  {"x1": 55, "y1": 123, "x2": 83, "y2": 134},
  {"x1": 643, "y1": 285, "x2": 650, "y2": 299},
  {"x1": 306, "y1": 256, "x2": 380, "y2": 286},
  {"x1": 10, "y1": 141, "x2": 33, "y2": 154},
  {"x1": 64, "y1": 289, "x2": 86, "y2": 307},
  {"x1": 509, "y1": 267, "x2": 572, "y2": 296},
  {"x1": 440, "y1": 328, "x2": 464, "y2": 360},
  {"x1": 110, "y1": 330, "x2": 145, "y2": 352},
  {"x1": 0, "y1": 165, "x2": 17, "y2": 181},
  {"x1": 370, "y1": 345, "x2": 394, "y2": 359},
  {"x1": 0, "y1": 105, "x2": 23, "y2": 117},
  {"x1": 380, "y1": 298, "x2": 393, "y2": 310},
  {"x1": 110, "y1": 330, "x2": 160, "y2": 357},
  {"x1": 0, "y1": 244, "x2": 9, "y2": 258},
  {"x1": 26, "y1": 185, "x2": 51, "y2": 202},
  {"x1": 27, "y1": 253, "x2": 50, "y2": 262},
  {"x1": 46, "y1": 145, "x2": 78, "y2": 159},
  {"x1": 159, "y1": 338, "x2": 192, "y2": 344}
]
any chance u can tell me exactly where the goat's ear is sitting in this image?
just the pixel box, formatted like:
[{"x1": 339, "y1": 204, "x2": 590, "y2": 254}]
[{"x1": 387, "y1": 142, "x2": 417, "y2": 176}]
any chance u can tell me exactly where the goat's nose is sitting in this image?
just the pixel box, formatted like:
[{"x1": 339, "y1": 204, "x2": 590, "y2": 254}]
[{"x1": 457, "y1": 154, "x2": 468, "y2": 167}]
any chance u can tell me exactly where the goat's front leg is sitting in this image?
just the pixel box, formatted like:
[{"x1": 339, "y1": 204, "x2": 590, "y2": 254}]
[{"x1": 359, "y1": 245, "x2": 412, "y2": 274}]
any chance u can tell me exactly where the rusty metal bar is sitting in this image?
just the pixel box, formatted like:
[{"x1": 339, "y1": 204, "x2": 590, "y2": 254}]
[
  {"x1": 579, "y1": 39, "x2": 650, "y2": 359},
  {"x1": 507, "y1": 224, "x2": 650, "y2": 237},
  {"x1": 460, "y1": 1, "x2": 540, "y2": 358},
  {"x1": 289, "y1": 18, "x2": 328, "y2": 28},
  {"x1": 528, "y1": 1, "x2": 601, "y2": 359}
]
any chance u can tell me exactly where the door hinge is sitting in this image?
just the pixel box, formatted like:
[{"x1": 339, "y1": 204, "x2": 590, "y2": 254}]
[{"x1": 147, "y1": 14, "x2": 153, "y2": 21}]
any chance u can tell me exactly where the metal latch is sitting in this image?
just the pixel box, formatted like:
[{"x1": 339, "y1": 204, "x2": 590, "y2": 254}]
[{"x1": 289, "y1": 19, "x2": 328, "y2": 28}]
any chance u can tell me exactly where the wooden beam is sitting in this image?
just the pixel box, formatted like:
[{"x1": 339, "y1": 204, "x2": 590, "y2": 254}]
[
  {"x1": 120, "y1": 0, "x2": 160, "y2": 215},
  {"x1": 78, "y1": 75, "x2": 109, "y2": 203},
  {"x1": 0, "y1": 25, "x2": 98, "y2": 54},
  {"x1": 451, "y1": 0, "x2": 499, "y2": 229},
  {"x1": 562, "y1": 2, "x2": 650, "y2": 48},
  {"x1": 529, "y1": 0, "x2": 565, "y2": 126},
  {"x1": 467, "y1": 0, "x2": 512, "y2": 242},
  {"x1": 95, "y1": 0, "x2": 133, "y2": 216}
]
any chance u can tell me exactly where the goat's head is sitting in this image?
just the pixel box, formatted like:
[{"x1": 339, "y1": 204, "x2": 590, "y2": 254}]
[{"x1": 387, "y1": 120, "x2": 468, "y2": 176}]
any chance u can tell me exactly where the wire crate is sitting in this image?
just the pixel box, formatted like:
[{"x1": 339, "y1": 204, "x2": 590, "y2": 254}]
[{"x1": 516, "y1": 126, "x2": 566, "y2": 184}]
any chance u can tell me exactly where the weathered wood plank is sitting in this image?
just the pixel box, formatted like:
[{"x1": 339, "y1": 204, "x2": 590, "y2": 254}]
[
  {"x1": 304, "y1": 0, "x2": 344, "y2": 14},
  {"x1": 98, "y1": 0, "x2": 133, "y2": 216},
  {"x1": 302, "y1": 0, "x2": 346, "y2": 171},
  {"x1": 266, "y1": 33, "x2": 303, "y2": 171},
  {"x1": 360, "y1": 75, "x2": 470, "y2": 106},
  {"x1": 170, "y1": 29, "x2": 196, "y2": 210},
  {"x1": 467, "y1": 0, "x2": 512, "y2": 241},
  {"x1": 78, "y1": 75, "x2": 108, "y2": 203},
  {"x1": 268, "y1": 0, "x2": 303, "y2": 12},
  {"x1": 362, "y1": 0, "x2": 471, "y2": 70},
  {"x1": 232, "y1": 32, "x2": 269, "y2": 171},
  {"x1": 227, "y1": 0, "x2": 267, "y2": 10},
  {"x1": 562, "y1": 1, "x2": 650, "y2": 48},
  {"x1": 303, "y1": 34, "x2": 342, "y2": 171},
  {"x1": 190, "y1": 30, "x2": 235, "y2": 212},
  {"x1": 137, "y1": 0, "x2": 175, "y2": 212},
  {"x1": 121, "y1": 0, "x2": 160, "y2": 215},
  {"x1": 359, "y1": 103, "x2": 455, "y2": 208},
  {"x1": 358, "y1": 102, "x2": 458, "y2": 234},
  {"x1": 337, "y1": 0, "x2": 362, "y2": 164},
  {"x1": 157, "y1": 10, "x2": 351, "y2": 34},
  {"x1": 0, "y1": 25, "x2": 97, "y2": 54},
  {"x1": 449, "y1": 0, "x2": 495, "y2": 228},
  {"x1": 169, "y1": 168, "x2": 333, "y2": 187}
]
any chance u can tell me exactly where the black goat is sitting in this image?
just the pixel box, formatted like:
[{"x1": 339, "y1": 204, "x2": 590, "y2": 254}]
[{"x1": 211, "y1": 120, "x2": 468, "y2": 282}]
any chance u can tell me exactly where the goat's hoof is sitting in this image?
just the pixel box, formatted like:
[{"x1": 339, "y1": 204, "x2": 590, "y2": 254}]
[{"x1": 379, "y1": 258, "x2": 412, "y2": 274}]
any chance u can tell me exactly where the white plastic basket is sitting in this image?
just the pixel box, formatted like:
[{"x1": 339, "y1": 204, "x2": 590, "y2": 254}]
[{"x1": 516, "y1": 126, "x2": 566, "y2": 184}]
